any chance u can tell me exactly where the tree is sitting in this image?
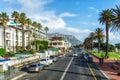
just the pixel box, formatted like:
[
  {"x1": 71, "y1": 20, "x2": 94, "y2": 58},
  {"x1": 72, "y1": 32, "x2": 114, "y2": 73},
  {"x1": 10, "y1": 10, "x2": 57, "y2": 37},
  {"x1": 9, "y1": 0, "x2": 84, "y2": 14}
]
[
  {"x1": 26, "y1": 18, "x2": 32, "y2": 50},
  {"x1": 0, "y1": 48, "x2": 6, "y2": 57},
  {"x1": 36, "y1": 40, "x2": 48, "y2": 50},
  {"x1": 12, "y1": 11, "x2": 20, "y2": 52},
  {"x1": 115, "y1": 43, "x2": 120, "y2": 49},
  {"x1": 99, "y1": 9, "x2": 114, "y2": 57},
  {"x1": 109, "y1": 44, "x2": 115, "y2": 52},
  {"x1": 37, "y1": 23, "x2": 42, "y2": 40},
  {"x1": 32, "y1": 21, "x2": 38, "y2": 50},
  {"x1": 89, "y1": 32, "x2": 95, "y2": 53},
  {"x1": 19, "y1": 13, "x2": 26, "y2": 49},
  {"x1": 0, "y1": 12, "x2": 9, "y2": 50},
  {"x1": 37, "y1": 23, "x2": 42, "y2": 31},
  {"x1": 115, "y1": 43, "x2": 120, "y2": 53},
  {"x1": 111, "y1": 5, "x2": 120, "y2": 31},
  {"x1": 83, "y1": 37, "x2": 91, "y2": 50},
  {"x1": 44, "y1": 27, "x2": 49, "y2": 39},
  {"x1": 95, "y1": 28, "x2": 104, "y2": 53}
]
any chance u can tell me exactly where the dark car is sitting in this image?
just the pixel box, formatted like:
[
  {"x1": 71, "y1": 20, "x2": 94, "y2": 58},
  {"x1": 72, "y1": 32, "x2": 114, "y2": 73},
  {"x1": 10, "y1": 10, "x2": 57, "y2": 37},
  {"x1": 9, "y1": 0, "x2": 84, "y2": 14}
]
[
  {"x1": 88, "y1": 57, "x2": 93, "y2": 62},
  {"x1": 83, "y1": 53, "x2": 90, "y2": 60}
]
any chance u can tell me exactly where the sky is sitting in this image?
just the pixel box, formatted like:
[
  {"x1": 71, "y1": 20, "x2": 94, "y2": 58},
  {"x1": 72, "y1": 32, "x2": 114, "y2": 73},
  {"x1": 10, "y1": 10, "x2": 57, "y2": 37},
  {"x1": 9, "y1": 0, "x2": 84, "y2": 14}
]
[{"x1": 0, "y1": 0, "x2": 120, "y2": 45}]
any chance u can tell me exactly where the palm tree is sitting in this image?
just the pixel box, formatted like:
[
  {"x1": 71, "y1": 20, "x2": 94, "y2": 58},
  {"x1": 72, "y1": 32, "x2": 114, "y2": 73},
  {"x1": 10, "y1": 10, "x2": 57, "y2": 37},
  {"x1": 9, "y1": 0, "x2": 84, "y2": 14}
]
[
  {"x1": 89, "y1": 32, "x2": 95, "y2": 53},
  {"x1": 83, "y1": 37, "x2": 91, "y2": 50},
  {"x1": 26, "y1": 18, "x2": 32, "y2": 50},
  {"x1": 95, "y1": 28, "x2": 104, "y2": 53},
  {"x1": 37, "y1": 23, "x2": 42, "y2": 31},
  {"x1": 111, "y1": 5, "x2": 120, "y2": 31},
  {"x1": 0, "y1": 12, "x2": 9, "y2": 50},
  {"x1": 32, "y1": 21, "x2": 38, "y2": 50},
  {"x1": 12, "y1": 11, "x2": 20, "y2": 52},
  {"x1": 99, "y1": 9, "x2": 114, "y2": 57},
  {"x1": 37, "y1": 23, "x2": 42, "y2": 39},
  {"x1": 19, "y1": 13, "x2": 26, "y2": 49},
  {"x1": 44, "y1": 27, "x2": 49, "y2": 39}
]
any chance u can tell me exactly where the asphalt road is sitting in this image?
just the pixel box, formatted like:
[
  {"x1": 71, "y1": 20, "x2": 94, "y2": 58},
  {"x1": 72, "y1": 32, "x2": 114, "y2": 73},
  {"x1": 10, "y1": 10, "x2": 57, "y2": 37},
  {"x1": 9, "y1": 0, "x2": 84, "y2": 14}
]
[{"x1": 12, "y1": 52, "x2": 109, "y2": 80}]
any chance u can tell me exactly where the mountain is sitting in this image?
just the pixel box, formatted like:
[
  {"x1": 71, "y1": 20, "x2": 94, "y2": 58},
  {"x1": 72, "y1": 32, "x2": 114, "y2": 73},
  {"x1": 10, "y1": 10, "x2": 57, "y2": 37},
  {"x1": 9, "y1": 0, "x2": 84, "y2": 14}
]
[{"x1": 48, "y1": 33, "x2": 82, "y2": 46}]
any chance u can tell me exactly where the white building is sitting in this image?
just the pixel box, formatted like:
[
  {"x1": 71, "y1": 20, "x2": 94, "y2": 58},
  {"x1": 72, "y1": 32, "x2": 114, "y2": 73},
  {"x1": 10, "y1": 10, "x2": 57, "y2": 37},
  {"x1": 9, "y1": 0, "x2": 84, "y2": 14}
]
[
  {"x1": 49, "y1": 37, "x2": 71, "y2": 52},
  {"x1": 0, "y1": 19, "x2": 47, "y2": 52}
]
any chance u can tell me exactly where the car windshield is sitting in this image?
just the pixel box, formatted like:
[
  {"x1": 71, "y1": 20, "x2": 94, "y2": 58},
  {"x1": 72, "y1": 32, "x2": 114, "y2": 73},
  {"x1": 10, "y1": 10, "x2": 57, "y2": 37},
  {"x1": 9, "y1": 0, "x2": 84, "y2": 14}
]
[
  {"x1": 38, "y1": 63, "x2": 43, "y2": 66},
  {"x1": 50, "y1": 56, "x2": 55, "y2": 58},
  {"x1": 41, "y1": 59, "x2": 46, "y2": 61},
  {"x1": 29, "y1": 64, "x2": 37, "y2": 67}
]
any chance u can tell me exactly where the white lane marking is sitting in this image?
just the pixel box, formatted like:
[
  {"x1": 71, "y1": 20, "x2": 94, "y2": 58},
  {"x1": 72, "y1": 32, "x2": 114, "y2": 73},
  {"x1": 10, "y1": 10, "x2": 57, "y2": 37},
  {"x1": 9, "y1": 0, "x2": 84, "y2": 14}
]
[
  {"x1": 99, "y1": 68, "x2": 110, "y2": 80},
  {"x1": 11, "y1": 73, "x2": 28, "y2": 80},
  {"x1": 60, "y1": 57, "x2": 74, "y2": 80},
  {"x1": 94, "y1": 63, "x2": 110, "y2": 80}
]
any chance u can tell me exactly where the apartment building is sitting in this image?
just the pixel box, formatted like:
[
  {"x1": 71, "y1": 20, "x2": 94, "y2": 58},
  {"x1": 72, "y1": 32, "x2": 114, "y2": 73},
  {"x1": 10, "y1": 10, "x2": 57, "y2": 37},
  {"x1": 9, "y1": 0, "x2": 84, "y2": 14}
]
[
  {"x1": 49, "y1": 37, "x2": 71, "y2": 52},
  {"x1": 0, "y1": 19, "x2": 47, "y2": 52}
]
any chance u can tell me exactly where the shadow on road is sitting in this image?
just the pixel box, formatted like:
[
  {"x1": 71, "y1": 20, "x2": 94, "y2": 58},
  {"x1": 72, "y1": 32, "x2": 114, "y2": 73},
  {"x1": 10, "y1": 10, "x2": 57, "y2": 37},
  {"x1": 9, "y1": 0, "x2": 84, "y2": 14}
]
[{"x1": 44, "y1": 68, "x2": 108, "y2": 80}]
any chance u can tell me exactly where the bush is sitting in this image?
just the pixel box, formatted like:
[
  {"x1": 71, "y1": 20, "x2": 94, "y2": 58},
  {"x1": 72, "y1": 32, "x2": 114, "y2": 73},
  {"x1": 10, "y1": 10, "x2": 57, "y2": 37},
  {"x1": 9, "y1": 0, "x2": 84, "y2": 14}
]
[
  {"x1": 36, "y1": 40, "x2": 48, "y2": 50},
  {"x1": 18, "y1": 48, "x2": 26, "y2": 53},
  {"x1": 6, "y1": 52, "x2": 16, "y2": 57},
  {"x1": 0, "y1": 48, "x2": 6, "y2": 57},
  {"x1": 29, "y1": 49, "x2": 35, "y2": 54}
]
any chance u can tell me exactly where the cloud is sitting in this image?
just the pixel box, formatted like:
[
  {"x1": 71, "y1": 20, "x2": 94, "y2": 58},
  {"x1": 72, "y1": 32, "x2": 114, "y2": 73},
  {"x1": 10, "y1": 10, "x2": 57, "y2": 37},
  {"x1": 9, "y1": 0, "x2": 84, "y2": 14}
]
[
  {"x1": 3, "y1": 0, "x2": 113, "y2": 43},
  {"x1": 88, "y1": 6, "x2": 100, "y2": 13},
  {"x1": 91, "y1": 22, "x2": 98, "y2": 26},
  {"x1": 59, "y1": 12, "x2": 77, "y2": 17},
  {"x1": 16, "y1": 0, "x2": 66, "y2": 29},
  {"x1": 88, "y1": 7, "x2": 95, "y2": 10},
  {"x1": 109, "y1": 32, "x2": 120, "y2": 44},
  {"x1": 87, "y1": 14, "x2": 92, "y2": 17},
  {"x1": 17, "y1": 0, "x2": 53, "y2": 14},
  {"x1": 79, "y1": 21, "x2": 99, "y2": 26},
  {"x1": 96, "y1": 10, "x2": 100, "y2": 13}
]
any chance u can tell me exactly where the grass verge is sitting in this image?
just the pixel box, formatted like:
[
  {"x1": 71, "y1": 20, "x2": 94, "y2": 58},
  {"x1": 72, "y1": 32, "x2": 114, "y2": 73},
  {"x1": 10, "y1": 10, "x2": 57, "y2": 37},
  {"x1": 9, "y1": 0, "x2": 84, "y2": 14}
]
[{"x1": 88, "y1": 50, "x2": 120, "y2": 60}]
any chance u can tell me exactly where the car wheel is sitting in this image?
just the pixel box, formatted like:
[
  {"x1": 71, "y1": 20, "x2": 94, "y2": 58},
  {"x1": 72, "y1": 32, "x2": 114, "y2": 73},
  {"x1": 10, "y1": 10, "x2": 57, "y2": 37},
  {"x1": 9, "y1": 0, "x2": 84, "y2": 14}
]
[{"x1": 38, "y1": 69, "x2": 40, "y2": 73}]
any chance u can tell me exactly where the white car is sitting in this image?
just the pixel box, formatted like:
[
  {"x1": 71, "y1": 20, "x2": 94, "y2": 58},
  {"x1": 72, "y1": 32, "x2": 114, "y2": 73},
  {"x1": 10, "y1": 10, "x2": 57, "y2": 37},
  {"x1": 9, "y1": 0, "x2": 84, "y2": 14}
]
[
  {"x1": 73, "y1": 53, "x2": 78, "y2": 57},
  {"x1": 40, "y1": 58, "x2": 53, "y2": 66},
  {"x1": 28, "y1": 63, "x2": 44, "y2": 72}
]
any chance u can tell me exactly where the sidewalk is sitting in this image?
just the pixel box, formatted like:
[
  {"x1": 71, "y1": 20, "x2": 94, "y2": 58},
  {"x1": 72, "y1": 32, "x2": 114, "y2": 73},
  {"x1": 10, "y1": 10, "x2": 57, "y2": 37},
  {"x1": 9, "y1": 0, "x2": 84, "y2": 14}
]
[{"x1": 91, "y1": 55, "x2": 120, "y2": 80}]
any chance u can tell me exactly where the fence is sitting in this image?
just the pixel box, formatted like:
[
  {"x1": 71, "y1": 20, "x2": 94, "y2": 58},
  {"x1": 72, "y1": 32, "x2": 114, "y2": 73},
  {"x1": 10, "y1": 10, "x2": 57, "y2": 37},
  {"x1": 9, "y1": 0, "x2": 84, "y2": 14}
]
[{"x1": 0, "y1": 67, "x2": 19, "y2": 80}]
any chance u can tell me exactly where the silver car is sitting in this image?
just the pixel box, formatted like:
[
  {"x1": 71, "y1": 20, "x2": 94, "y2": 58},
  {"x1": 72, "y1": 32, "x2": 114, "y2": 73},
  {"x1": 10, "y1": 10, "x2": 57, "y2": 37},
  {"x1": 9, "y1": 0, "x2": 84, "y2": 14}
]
[
  {"x1": 50, "y1": 55, "x2": 57, "y2": 62},
  {"x1": 28, "y1": 63, "x2": 44, "y2": 72}
]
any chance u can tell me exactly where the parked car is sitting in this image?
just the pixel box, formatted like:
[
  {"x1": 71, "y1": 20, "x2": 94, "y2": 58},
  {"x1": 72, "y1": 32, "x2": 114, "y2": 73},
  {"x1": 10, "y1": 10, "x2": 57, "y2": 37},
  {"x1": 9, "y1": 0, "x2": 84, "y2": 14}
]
[
  {"x1": 28, "y1": 63, "x2": 44, "y2": 72},
  {"x1": 83, "y1": 53, "x2": 90, "y2": 60},
  {"x1": 50, "y1": 55, "x2": 57, "y2": 62},
  {"x1": 58, "y1": 54, "x2": 65, "y2": 58},
  {"x1": 87, "y1": 57, "x2": 93, "y2": 62},
  {"x1": 40, "y1": 58, "x2": 53, "y2": 66},
  {"x1": 73, "y1": 53, "x2": 78, "y2": 57}
]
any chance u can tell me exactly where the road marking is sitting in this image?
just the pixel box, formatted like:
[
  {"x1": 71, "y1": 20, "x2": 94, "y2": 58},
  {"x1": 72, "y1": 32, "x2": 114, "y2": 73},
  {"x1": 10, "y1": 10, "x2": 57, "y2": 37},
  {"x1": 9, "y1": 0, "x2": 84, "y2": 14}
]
[
  {"x1": 94, "y1": 63, "x2": 110, "y2": 80},
  {"x1": 11, "y1": 73, "x2": 28, "y2": 80},
  {"x1": 87, "y1": 63, "x2": 97, "y2": 80},
  {"x1": 60, "y1": 57, "x2": 73, "y2": 80}
]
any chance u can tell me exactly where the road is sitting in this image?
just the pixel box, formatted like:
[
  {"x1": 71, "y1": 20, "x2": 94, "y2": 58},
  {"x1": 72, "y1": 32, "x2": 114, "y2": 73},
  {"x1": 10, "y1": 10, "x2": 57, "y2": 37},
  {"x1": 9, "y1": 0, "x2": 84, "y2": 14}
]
[{"x1": 12, "y1": 52, "x2": 109, "y2": 80}]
